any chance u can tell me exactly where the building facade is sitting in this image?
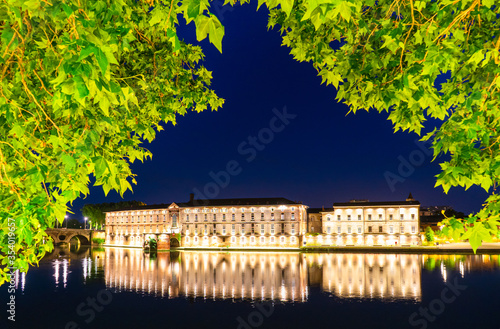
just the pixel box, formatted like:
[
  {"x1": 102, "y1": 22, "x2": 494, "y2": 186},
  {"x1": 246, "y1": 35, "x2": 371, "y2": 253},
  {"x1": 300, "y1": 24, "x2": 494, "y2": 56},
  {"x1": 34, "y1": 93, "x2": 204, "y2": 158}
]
[
  {"x1": 104, "y1": 194, "x2": 420, "y2": 249},
  {"x1": 305, "y1": 194, "x2": 421, "y2": 247},
  {"x1": 105, "y1": 196, "x2": 308, "y2": 249}
]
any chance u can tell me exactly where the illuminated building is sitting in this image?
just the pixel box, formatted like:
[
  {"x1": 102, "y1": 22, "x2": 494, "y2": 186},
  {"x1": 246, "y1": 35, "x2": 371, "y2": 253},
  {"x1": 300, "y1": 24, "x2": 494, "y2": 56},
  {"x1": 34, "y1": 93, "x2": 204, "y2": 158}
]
[
  {"x1": 307, "y1": 194, "x2": 421, "y2": 247},
  {"x1": 179, "y1": 196, "x2": 307, "y2": 249},
  {"x1": 104, "y1": 193, "x2": 419, "y2": 249},
  {"x1": 104, "y1": 195, "x2": 308, "y2": 249}
]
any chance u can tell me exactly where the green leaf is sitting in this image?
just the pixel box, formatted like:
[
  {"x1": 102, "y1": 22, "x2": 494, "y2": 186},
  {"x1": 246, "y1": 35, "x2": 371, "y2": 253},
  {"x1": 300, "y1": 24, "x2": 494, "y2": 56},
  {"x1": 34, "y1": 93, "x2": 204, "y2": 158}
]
[
  {"x1": 280, "y1": 0, "x2": 294, "y2": 17},
  {"x1": 61, "y1": 154, "x2": 77, "y2": 172},
  {"x1": 74, "y1": 76, "x2": 89, "y2": 99},
  {"x1": 195, "y1": 15, "x2": 225, "y2": 52},
  {"x1": 94, "y1": 157, "x2": 107, "y2": 177},
  {"x1": 95, "y1": 48, "x2": 109, "y2": 75}
]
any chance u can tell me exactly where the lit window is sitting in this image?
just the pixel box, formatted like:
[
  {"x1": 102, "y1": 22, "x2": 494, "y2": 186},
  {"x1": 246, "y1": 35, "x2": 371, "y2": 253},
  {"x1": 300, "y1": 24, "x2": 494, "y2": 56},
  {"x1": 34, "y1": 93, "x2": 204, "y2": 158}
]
[
  {"x1": 271, "y1": 224, "x2": 275, "y2": 234},
  {"x1": 260, "y1": 236, "x2": 265, "y2": 244},
  {"x1": 222, "y1": 225, "x2": 226, "y2": 235},
  {"x1": 231, "y1": 236, "x2": 236, "y2": 243},
  {"x1": 261, "y1": 225, "x2": 265, "y2": 235},
  {"x1": 327, "y1": 226, "x2": 331, "y2": 234},
  {"x1": 291, "y1": 224, "x2": 295, "y2": 235},
  {"x1": 290, "y1": 236, "x2": 296, "y2": 244},
  {"x1": 241, "y1": 225, "x2": 245, "y2": 235},
  {"x1": 337, "y1": 226, "x2": 341, "y2": 233},
  {"x1": 357, "y1": 226, "x2": 362, "y2": 234},
  {"x1": 291, "y1": 213, "x2": 295, "y2": 220},
  {"x1": 251, "y1": 236, "x2": 255, "y2": 243},
  {"x1": 389, "y1": 226, "x2": 394, "y2": 234},
  {"x1": 400, "y1": 226, "x2": 404, "y2": 233},
  {"x1": 232, "y1": 224, "x2": 235, "y2": 235},
  {"x1": 347, "y1": 226, "x2": 351, "y2": 234},
  {"x1": 411, "y1": 226, "x2": 416, "y2": 233},
  {"x1": 270, "y1": 236, "x2": 275, "y2": 243},
  {"x1": 281, "y1": 213, "x2": 285, "y2": 220},
  {"x1": 291, "y1": 207, "x2": 295, "y2": 211},
  {"x1": 280, "y1": 236, "x2": 285, "y2": 243}
]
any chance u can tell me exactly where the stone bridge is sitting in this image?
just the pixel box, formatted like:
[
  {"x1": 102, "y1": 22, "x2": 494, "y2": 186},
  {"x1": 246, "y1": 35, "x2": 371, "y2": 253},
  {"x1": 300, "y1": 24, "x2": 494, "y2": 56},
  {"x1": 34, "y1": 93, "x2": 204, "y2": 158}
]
[{"x1": 46, "y1": 228, "x2": 93, "y2": 245}]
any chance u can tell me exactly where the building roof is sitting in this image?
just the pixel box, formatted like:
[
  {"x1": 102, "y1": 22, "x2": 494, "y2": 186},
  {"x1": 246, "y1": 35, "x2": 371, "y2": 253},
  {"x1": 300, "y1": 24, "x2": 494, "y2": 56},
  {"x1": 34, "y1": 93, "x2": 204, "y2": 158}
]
[
  {"x1": 332, "y1": 200, "x2": 420, "y2": 207},
  {"x1": 308, "y1": 207, "x2": 333, "y2": 213},
  {"x1": 104, "y1": 203, "x2": 173, "y2": 213},
  {"x1": 176, "y1": 197, "x2": 302, "y2": 207}
]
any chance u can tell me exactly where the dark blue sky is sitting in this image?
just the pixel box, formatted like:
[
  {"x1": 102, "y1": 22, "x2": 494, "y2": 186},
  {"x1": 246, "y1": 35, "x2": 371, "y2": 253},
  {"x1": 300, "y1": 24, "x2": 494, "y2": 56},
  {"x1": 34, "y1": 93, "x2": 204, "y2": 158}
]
[{"x1": 70, "y1": 2, "x2": 487, "y2": 220}]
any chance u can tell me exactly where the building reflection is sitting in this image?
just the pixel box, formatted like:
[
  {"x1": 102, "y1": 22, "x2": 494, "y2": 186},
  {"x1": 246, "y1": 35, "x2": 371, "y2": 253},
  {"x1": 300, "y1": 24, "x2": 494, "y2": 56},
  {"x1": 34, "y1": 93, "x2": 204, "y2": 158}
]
[
  {"x1": 39, "y1": 249, "x2": 500, "y2": 302},
  {"x1": 104, "y1": 249, "x2": 422, "y2": 301},
  {"x1": 305, "y1": 253, "x2": 422, "y2": 301}
]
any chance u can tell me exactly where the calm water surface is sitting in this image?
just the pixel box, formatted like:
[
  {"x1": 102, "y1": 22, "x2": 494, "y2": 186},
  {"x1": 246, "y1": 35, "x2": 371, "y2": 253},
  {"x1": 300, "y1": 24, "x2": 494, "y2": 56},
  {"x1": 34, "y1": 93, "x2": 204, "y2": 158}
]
[{"x1": 2, "y1": 247, "x2": 500, "y2": 329}]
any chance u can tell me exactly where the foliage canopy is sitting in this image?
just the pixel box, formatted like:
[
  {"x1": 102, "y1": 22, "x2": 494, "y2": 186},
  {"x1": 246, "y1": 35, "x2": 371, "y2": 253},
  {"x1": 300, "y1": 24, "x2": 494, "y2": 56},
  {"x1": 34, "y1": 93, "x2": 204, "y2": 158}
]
[{"x1": 1, "y1": 0, "x2": 499, "y2": 284}]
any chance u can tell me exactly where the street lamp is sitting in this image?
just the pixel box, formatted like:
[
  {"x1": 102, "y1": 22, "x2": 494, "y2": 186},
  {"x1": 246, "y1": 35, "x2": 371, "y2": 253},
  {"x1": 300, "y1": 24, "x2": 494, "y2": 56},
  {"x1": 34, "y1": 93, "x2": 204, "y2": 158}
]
[
  {"x1": 65, "y1": 215, "x2": 68, "y2": 229},
  {"x1": 89, "y1": 220, "x2": 92, "y2": 230},
  {"x1": 84, "y1": 217, "x2": 88, "y2": 230}
]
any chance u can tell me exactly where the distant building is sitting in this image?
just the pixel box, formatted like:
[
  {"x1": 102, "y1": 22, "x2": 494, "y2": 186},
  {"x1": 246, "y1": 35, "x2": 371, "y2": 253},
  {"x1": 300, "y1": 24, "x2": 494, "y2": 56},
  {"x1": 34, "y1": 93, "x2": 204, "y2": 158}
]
[
  {"x1": 178, "y1": 195, "x2": 308, "y2": 249},
  {"x1": 307, "y1": 207, "x2": 331, "y2": 233},
  {"x1": 305, "y1": 193, "x2": 421, "y2": 247},
  {"x1": 419, "y1": 206, "x2": 463, "y2": 231},
  {"x1": 104, "y1": 193, "x2": 420, "y2": 249},
  {"x1": 104, "y1": 195, "x2": 308, "y2": 249}
]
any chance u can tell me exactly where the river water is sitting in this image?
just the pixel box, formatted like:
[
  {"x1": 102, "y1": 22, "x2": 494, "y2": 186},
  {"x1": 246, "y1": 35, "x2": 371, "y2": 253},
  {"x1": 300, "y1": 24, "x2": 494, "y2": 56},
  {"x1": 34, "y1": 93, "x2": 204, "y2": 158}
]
[{"x1": 2, "y1": 246, "x2": 500, "y2": 329}]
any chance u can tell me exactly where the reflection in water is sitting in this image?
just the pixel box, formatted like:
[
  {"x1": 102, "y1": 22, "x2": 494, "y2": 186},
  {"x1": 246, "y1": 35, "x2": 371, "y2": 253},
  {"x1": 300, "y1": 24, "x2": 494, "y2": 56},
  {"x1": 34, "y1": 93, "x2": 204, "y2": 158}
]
[
  {"x1": 305, "y1": 254, "x2": 421, "y2": 301},
  {"x1": 34, "y1": 249, "x2": 500, "y2": 303},
  {"x1": 104, "y1": 249, "x2": 421, "y2": 302}
]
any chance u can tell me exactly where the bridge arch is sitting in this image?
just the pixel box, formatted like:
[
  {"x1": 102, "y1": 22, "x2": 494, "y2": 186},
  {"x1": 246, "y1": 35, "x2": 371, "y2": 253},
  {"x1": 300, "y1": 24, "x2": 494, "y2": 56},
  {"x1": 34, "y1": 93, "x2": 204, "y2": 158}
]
[
  {"x1": 46, "y1": 229, "x2": 92, "y2": 246},
  {"x1": 68, "y1": 234, "x2": 90, "y2": 245},
  {"x1": 170, "y1": 238, "x2": 180, "y2": 249}
]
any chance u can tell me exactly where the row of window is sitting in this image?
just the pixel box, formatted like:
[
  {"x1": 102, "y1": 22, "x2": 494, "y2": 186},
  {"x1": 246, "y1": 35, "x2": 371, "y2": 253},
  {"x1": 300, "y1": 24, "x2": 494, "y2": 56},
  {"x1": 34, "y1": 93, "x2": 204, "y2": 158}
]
[
  {"x1": 325, "y1": 225, "x2": 416, "y2": 234},
  {"x1": 186, "y1": 235, "x2": 297, "y2": 244},
  {"x1": 185, "y1": 206, "x2": 297, "y2": 213},
  {"x1": 186, "y1": 223, "x2": 296, "y2": 235},
  {"x1": 108, "y1": 215, "x2": 178, "y2": 225},
  {"x1": 185, "y1": 212, "x2": 295, "y2": 222},
  {"x1": 326, "y1": 214, "x2": 416, "y2": 221}
]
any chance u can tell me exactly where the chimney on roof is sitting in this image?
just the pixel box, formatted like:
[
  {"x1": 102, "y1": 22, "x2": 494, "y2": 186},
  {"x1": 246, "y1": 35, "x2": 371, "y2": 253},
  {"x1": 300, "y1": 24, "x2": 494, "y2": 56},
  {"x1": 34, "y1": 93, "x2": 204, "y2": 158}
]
[
  {"x1": 406, "y1": 192, "x2": 414, "y2": 201},
  {"x1": 190, "y1": 193, "x2": 194, "y2": 202}
]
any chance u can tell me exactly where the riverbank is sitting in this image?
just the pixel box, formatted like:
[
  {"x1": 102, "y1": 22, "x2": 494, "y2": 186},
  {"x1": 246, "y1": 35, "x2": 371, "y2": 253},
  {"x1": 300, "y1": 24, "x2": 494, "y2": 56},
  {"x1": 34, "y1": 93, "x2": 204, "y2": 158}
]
[
  {"x1": 103, "y1": 242, "x2": 500, "y2": 254},
  {"x1": 301, "y1": 242, "x2": 500, "y2": 254}
]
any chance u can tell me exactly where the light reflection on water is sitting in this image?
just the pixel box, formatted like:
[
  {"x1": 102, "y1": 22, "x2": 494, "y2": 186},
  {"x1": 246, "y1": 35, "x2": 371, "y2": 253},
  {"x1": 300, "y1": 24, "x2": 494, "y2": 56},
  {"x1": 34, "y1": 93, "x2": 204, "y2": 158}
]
[{"x1": 34, "y1": 247, "x2": 500, "y2": 303}]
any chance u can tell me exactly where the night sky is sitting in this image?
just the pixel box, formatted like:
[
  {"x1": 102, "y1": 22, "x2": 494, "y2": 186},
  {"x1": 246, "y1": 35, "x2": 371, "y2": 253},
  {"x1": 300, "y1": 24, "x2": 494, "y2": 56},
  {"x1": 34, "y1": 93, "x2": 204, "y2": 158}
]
[{"x1": 69, "y1": 2, "x2": 488, "y2": 220}]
